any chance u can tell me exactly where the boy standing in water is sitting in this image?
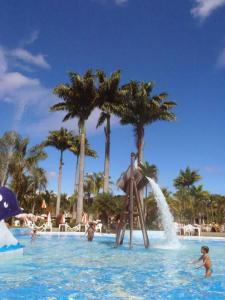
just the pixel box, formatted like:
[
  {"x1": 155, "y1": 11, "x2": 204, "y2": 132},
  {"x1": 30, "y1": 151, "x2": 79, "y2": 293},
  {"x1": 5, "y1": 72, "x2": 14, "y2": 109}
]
[
  {"x1": 86, "y1": 222, "x2": 96, "y2": 241},
  {"x1": 31, "y1": 228, "x2": 37, "y2": 241},
  {"x1": 194, "y1": 246, "x2": 212, "y2": 277}
]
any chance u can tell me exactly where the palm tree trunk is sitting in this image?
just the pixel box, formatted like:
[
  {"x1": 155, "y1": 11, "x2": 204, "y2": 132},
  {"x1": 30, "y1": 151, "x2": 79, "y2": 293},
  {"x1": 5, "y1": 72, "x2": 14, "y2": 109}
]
[
  {"x1": 103, "y1": 116, "x2": 110, "y2": 193},
  {"x1": 74, "y1": 155, "x2": 80, "y2": 194},
  {"x1": 136, "y1": 125, "x2": 144, "y2": 164},
  {"x1": 32, "y1": 202, "x2": 36, "y2": 214},
  {"x1": 72, "y1": 155, "x2": 79, "y2": 219},
  {"x1": 2, "y1": 169, "x2": 10, "y2": 186},
  {"x1": 56, "y1": 150, "x2": 63, "y2": 216},
  {"x1": 76, "y1": 122, "x2": 85, "y2": 224},
  {"x1": 136, "y1": 125, "x2": 144, "y2": 210}
]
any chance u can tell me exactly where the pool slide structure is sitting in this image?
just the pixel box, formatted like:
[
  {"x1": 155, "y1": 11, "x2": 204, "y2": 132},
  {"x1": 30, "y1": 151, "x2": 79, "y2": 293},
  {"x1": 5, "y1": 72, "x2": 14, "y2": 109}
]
[{"x1": 0, "y1": 187, "x2": 24, "y2": 255}]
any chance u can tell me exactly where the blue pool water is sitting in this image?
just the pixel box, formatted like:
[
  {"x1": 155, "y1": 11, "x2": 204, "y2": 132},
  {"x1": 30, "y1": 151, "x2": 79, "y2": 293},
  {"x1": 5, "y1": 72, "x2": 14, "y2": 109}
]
[{"x1": 0, "y1": 232, "x2": 225, "y2": 300}]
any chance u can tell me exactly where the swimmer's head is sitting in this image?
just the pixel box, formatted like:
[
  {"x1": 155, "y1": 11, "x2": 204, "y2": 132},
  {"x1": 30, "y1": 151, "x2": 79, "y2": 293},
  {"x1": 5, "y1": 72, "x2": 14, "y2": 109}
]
[{"x1": 201, "y1": 246, "x2": 209, "y2": 254}]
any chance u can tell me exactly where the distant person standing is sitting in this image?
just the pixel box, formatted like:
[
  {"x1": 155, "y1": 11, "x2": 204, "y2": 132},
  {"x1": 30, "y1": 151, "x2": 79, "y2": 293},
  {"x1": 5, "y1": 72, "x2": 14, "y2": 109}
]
[
  {"x1": 86, "y1": 222, "x2": 96, "y2": 241},
  {"x1": 31, "y1": 228, "x2": 37, "y2": 242}
]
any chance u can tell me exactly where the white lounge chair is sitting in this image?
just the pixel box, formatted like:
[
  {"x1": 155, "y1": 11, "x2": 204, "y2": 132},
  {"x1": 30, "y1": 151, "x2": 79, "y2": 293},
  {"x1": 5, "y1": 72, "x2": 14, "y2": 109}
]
[
  {"x1": 95, "y1": 223, "x2": 103, "y2": 233},
  {"x1": 184, "y1": 224, "x2": 201, "y2": 236},
  {"x1": 66, "y1": 223, "x2": 81, "y2": 232}
]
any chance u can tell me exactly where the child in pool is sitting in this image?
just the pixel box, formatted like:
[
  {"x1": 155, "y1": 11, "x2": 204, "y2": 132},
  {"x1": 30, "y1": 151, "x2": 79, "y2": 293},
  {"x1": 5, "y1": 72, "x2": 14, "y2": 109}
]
[
  {"x1": 194, "y1": 246, "x2": 212, "y2": 277},
  {"x1": 31, "y1": 228, "x2": 37, "y2": 241},
  {"x1": 86, "y1": 222, "x2": 95, "y2": 241}
]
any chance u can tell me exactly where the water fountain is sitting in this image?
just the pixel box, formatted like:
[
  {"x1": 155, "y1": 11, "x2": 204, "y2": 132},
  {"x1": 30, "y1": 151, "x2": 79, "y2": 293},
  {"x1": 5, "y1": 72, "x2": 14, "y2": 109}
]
[
  {"x1": 116, "y1": 153, "x2": 179, "y2": 248},
  {"x1": 0, "y1": 187, "x2": 23, "y2": 255},
  {"x1": 147, "y1": 177, "x2": 179, "y2": 247}
]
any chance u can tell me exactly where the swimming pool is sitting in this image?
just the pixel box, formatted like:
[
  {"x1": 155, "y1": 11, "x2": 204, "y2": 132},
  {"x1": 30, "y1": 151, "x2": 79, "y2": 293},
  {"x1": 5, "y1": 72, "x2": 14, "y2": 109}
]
[{"x1": 0, "y1": 232, "x2": 225, "y2": 300}]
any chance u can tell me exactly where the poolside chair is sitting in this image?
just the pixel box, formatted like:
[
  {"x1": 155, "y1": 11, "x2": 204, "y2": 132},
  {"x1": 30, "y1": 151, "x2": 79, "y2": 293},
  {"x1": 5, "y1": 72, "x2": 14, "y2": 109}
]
[
  {"x1": 193, "y1": 224, "x2": 201, "y2": 236},
  {"x1": 95, "y1": 223, "x2": 103, "y2": 233},
  {"x1": 183, "y1": 224, "x2": 201, "y2": 236},
  {"x1": 183, "y1": 224, "x2": 194, "y2": 236},
  {"x1": 28, "y1": 222, "x2": 50, "y2": 232},
  {"x1": 66, "y1": 223, "x2": 81, "y2": 232}
]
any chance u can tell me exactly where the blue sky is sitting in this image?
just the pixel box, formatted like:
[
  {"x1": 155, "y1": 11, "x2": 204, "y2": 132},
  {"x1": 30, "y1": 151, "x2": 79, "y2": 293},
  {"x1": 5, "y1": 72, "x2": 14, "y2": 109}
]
[{"x1": 0, "y1": 0, "x2": 225, "y2": 195}]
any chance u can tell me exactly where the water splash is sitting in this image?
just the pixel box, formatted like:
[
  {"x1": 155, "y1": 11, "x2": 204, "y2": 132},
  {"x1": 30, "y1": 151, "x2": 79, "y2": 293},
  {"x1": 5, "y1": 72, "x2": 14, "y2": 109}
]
[{"x1": 146, "y1": 177, "x2": 179, "y2": 247}]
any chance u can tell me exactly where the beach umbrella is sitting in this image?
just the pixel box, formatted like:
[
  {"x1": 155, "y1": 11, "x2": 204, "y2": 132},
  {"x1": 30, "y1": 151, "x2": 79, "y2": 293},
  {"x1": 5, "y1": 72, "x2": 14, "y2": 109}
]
[
  {"x1": 47, "y1": 212, "x2": 51, "y2": 224},
  {"x1": 81, "y1": 212, "x2": 88, "y2": 224},
  {"x1": 36, "y1": 215, "x2": 45, "y2": 220},
  {"x1": 16, "y1": 213, "x2": 29, "y2": 219},
  {"x1": 27, "y1": 213, "x2": 37, "y2": 222},
  {"x1": 61, "y1": 213, "x2": 65, "y2": 224},
  {"x1": 41, "y1": 200, "x2": 47, "y2": 209}
]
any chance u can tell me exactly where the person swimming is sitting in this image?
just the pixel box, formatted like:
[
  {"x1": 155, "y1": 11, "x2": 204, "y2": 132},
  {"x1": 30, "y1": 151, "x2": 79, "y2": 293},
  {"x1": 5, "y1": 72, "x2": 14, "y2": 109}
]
[{"x1": 193, "y1": 246, "x2": 212, "y2": 277}]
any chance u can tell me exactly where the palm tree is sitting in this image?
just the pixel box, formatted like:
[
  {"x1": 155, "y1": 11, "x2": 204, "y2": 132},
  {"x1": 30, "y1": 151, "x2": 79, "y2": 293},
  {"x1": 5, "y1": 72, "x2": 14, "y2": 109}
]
[
  {"x1": 116, "y1": 80, "x2": 176, "y2": 208},
  {"x1": 69, "y1": 134, "x2": 97, "y2": 194},
  {"x1": 117, "y1": 80, "x2": 176, "y2": 163},
  {"x1": 190, "y1": 185, "x2": 210, "y2": 224},
  {"x1": 174, "y1": 167, "x2": 201, "y2": 190},
  {"x1": 0, "y1": 131, "x2": 18, "y2": 186},
  {"x1": 84, "y1": 172, "x2": 104, "y2": 196},
  {"x1": 139, "y1": 161, "x2": 158, "y2": 182},
  {"x1": 44, "y1": 128, "x2": 73, "y2": 216},
  {"x1": 69, "y1": 134, "x2": 97, "y2": 219},
  {"x1": 96, "y1": 70, "x2": 122, "y2": 193},
  {"x1": 10, "y1": 135, "x2": 47, "y2": 203},
  {"x1": 51, "y1": 70, "x2": 98, "y2": 223},
  {"x1": 139, "y1": 161, "x2": 158, "y2": 220},
  {"x1": 27, "y1": 167, "x2": 47, "y2": 213}
]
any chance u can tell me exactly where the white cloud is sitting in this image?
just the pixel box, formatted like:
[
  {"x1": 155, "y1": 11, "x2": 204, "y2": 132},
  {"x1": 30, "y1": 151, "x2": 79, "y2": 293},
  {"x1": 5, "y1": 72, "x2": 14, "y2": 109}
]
[
  {"x1": 115, "y1": 0, "x2": 127, "y2": 5},
  {"x1": 94, "y1": 0, "x2": 128, "y2": 5},
  {"x1": 0, "y1": 44, "x2": 119, "y2": 137},
  {"x1": 217, "y1": 47, "x2": 225, "y2": 68},
  {"x1": 24, "y1": 30, "x2": 39, "y2": 46},
  {"x1": 204, "y1": 165, "x2": 223, "y2": 174},
  {"x1": 25, "y1": 108, "x2": 119, "y2": 137},
  {"x1": 191, "y1": 0, "x2": 225, "y2": 20},
  {"x1": 0, "y1": 46, "x2": 53, "y2": 127},
  {"x1": 0, "y1": 72, "x2": 39, "y2": 93},
  {"x1": 0, "y1": 48, "x2": 7, "y2": 74},
  {"x1": 10, "y1": 48, "x2": 50, "y2": 69},
  {"x1": 48, "y1": 171, "x2": 57, "y2": 179}
]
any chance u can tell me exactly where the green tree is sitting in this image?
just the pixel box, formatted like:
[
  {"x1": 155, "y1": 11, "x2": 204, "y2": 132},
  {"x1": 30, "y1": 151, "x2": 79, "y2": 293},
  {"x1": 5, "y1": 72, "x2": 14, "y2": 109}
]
[
  {"x1": 116, "y1": 80, "x2": 176, "y2": 208},
  {"x1": 139, "y1": 161, "x2": 158, "y2": 220},
  {"x1": 0, "y1": 131, "x2": 18, "y2": 186},
  {"x1": 84, "y1": 172, "x2": 104, "y2": 197},
  {"x1": 51, "y1": 70, "x2": 98, "y2": 223},
  {"x1": 117, "y1": 80, "x2": 176, "y2": 163},
  {"x1": 139, "y1": 161, "x2": 158, "y2": 181},
  {"x1": 88, "y1": 193, "x2": 124, "y2": 226},
  {"x1": 190, "y1": 185, "x2": 210, "y2": 223},
  {"x1": 96, "y1": 70, "x2": 122, "y2": 193},
  {"x1": 44, "y1": 127, "x2": 73, "y2": 215},
  {"x1": 28, "y1": 167, "x2": 47, "y2": 213},
  {"x1": 174, "y1": 167, "x2": 201, "y2": 190},
  {"x1": 9, "y1": 135, "x2": 47, "y2": 205}
]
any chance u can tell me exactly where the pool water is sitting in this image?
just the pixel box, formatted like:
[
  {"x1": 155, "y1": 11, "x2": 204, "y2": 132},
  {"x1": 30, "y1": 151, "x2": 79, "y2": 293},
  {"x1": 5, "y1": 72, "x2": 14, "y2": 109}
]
[{"x1": 0, "y1": 233, "x2": 225, "y2": 300}]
